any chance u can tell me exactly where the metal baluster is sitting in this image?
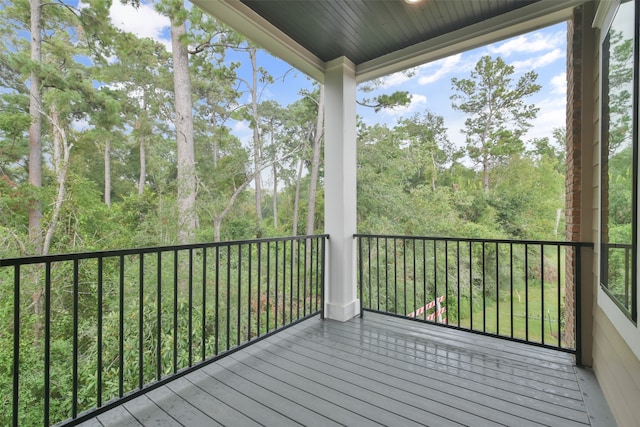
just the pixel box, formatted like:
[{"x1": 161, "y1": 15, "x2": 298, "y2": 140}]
[
  {"x1": 302, "y1": 239, "x2": 307, "y2": 317},
  {"x1": 266, "y1": 242, "x2": 270, "y2": 333},
  {"x1": 434, "y1": 240, "x2": 437, "y2": 321},
  {"x1": 275, "y1": 241, "x2": 279, "y2": 328},
  {"x1": 482, "y1": 242, "x2": 486, "y2": 332},
  {"x1": 557, "y1": 245, "x2": 561, "y2": 348},
  {"x1": 215, "y1": 246, "x2": 219, "y2": 355},
  {"x1": 495, "y1": 243, "x2": 499, "y2": 334},
  {"x1": 226, "y1": 245, "x2": 231, "y2": 350},
  {"x1": 469, "y1": 242, "x2": 473, "y2": 330},
  {"x1": 138, "y1": 255, "x2": 144, "y2": 387},
  {"x1": 157, "y1": 252, "x2": 162, "y2": 378},
  {"x1": 413, "y1": 239, "x2": 416, "y2": 317},
  {"x1": 290, "y1": 239, "x2": 294, "y2": 323},
  {"x1": 321, "y1": 236, "x2": 326, "y2": 319},
  {"x1": 73, "y1": 259, "x2": 79, "y2": 417},
  {"x1": 188, "y1": 249, "x2": 193, "y2": 366},
  {"x1": 257, "y1": 242, "x2": 262, "y2": 337},
  {"x1": 358, "y1": 237, "x2": 363, "y2": 316},
  {"x1": 12, "y1": 265, "x2": 20, "y2": 427},
  {"x1": 296, "y1": 239, "x2": 300, "y2": 320},
  {"x1": 385, "y1": 238, "x2": 389, "y2": 312},
  {"x1": 202, "y1": 248, "x2": 207, "y2": 361},
  {"x1": 423, "y1": 239, "x2": 427, "y2": 321},
  {"x1": 119, "y1": 255, "x2": 125, "y2": 395},
  {"x1": 403, "y1": 239, "x2": 407, "y2": 316},
  {"x1": 525, "y1": 244, "x2": 529, "y2": 342},
  {"x1": 45, "y1": 262, "x2": 51, "y2": 424},
  {"x1": 510, "y1": 244, "x2": 514, "y2": 338},
  {"x1": 282, "y1": 241, "x2": 286, "y2": 326},
  {"x1": 237, "y1": 244, "x2": 242, "y2": 347},
  {"x1": 315, "y1": 237, "x2": 319, "y2": 314},
  {"x1": 457, "y1": 241, "x2": 461, "y2": 328},
  {"x1": 376, "y1": 237, "x2": 380, "y2": 312},
  {"x1": 173, "y1": 250, "x2": 178, "y2": 371},
  {"x1": 248, "y1": 243, "x2": 252, "y2": 341},
  {"x1": 368, "y1": 236, "x2": 372, "y2": 313},
  {"x1": 393, "y1": 239, "x2": 397, "y2": 315},
  {"x1": 541, "y1": 245, "x2": 545, "y2": 345},
  {"x1": 445, "y1": 241, "x2": 449, "y2": 325}
]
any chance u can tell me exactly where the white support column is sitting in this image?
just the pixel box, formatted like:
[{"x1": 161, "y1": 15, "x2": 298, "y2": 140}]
[{"x1": 324, "y1": 57, "x2": 359, "y2": 321}]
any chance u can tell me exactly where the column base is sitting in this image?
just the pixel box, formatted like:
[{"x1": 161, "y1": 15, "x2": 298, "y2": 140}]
[{"x1": 324, "y1": 299, "x2": 360, "y2": 322}]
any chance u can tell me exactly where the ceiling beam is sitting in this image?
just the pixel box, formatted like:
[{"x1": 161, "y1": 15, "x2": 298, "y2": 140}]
[
  {"x1": 356, "y1": 0, "x2": 588, "y2": 83},
  {"x1": 192, "y1": 0, "x2": 327, "y2": 83}
]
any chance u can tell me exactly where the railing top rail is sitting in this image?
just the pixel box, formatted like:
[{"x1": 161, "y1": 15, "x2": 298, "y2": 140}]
[
  {"x1": 0, "y1": 234, "x2": 330, "y2": 267},
  {"x1": 353, "y1": 233, "x2": 594, "y2": 248}
]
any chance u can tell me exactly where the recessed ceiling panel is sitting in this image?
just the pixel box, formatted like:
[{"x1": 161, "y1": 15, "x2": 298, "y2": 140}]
[{"x1": 241, "y1": 0, "x2": 539, "y2": 65}]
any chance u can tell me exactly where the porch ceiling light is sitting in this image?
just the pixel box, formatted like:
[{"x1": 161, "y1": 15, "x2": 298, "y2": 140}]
[{"x1": 404, "y1": 0, "x2": 424, "y2": 4}]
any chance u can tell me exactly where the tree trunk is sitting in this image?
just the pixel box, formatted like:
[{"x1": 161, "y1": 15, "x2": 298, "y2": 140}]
[
  {"x1": 211, "y1": 176, "x2": 254, "y2": 242},
  {"x1": 292, "y1": 158, "x2": 303, "y2": 236},
  {"x1": 104, "y1": 139, "x2": 111, "y2": 207},
  {"x1": 138, "y1": 136, "x2": 145, "y2": 195},
  {"x1": 480, "y1": 108, "x2": 492, "y2": 194},
  {"x1": 250, "y1": 48, "x2": 263, "y2": 222},
  {"x1": 213, "y1": 218, "x2": 222, "y2": 243},
  {"x1": 430, "y1": 150, "x2": 437, "y2": 191},
  {"x1": 273, "y1": 163, "x2": 278, "y2": 230},
  {"x1": 170, "y1": 15, "x2": 197, "y2": 244},
  {"x1": 482, "y1": 151, "x2": 490, "y2": 194},
  {"x1": 42, "y1": 104, "x2": 72, "y2": 256},
  {"x1": 305, "y1": 85, "x2": 325, "y2": 236},
  {"x1": 28, "y1": 0, "x2": 42, "y2": 251}
]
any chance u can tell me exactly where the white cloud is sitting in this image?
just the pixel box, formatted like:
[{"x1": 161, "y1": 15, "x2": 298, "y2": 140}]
[
  {"x1": 382, "y1": 70, "x2": 414, "y2": 88},
  {"x1": 488, "y1": 31, "x2": 563, "y2": 57},
  {"x1": 231, "y1": 120, "x2": 253, "y2": 146},
  {"x1": 512, "y1": 48, "x2": 564, "y2": 71},
  {"x1": 526, "y1": 96, "x2": 566, "y2": 141},
  {"x1": 550, "y1": 72, "x2": 566, "y2": 95},
  {"x1": 109, "y1": 1, "x2": 171, "y2": 51},
  {"x1": 417, "y1": 54, "x2": 463, "y2": 85},
  {"x1": 379, "y1": 54, "x2": 466, "y2": 89}
]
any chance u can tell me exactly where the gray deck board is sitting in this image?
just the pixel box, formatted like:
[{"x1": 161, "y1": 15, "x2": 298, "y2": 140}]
[
  {"x1": 79, "y1": 312, "x2": 611, "y2": 427},
  {"x1": 265, "y1": 325, "x2": 589, "y2": 425},
  {"x1": 313, "y1": 319, "x2": 587, "y2": 402},
  {"x1": 93, "y1": 403, "x2": 142, "y2": 427}
]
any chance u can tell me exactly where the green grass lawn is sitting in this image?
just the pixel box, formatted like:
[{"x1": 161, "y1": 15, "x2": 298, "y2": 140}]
[{"x1": 453, "y1": 280, "x2": 568, "y2": 347}]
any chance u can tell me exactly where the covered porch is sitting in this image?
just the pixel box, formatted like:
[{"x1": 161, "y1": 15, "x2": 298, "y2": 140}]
[{"x1": 6, "y1": 0, "x2": 638, "y2": 425}]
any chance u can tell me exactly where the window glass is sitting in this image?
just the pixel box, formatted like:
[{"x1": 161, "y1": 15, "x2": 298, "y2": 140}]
[{"x1": 600, "y1": 0, "x2": 638, "y2": 321}]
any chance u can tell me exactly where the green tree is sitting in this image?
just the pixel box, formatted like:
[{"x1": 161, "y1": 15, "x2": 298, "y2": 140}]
[
  {"x1": 451, "y1": 56, "x2": 540, "y2": 193},
  {"x1": 397, "y1": 111, "x2": 459, "y2": 191}
]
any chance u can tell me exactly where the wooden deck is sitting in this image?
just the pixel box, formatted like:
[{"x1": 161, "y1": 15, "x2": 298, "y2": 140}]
[{"x1": 78, "y1": 312, "x2": 615, "y2": 427}]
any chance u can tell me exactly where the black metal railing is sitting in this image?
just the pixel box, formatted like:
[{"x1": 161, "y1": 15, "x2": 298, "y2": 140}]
[
  {"x1": 0, "y1": 235, "x2": 327, "y2": 427},
  {"x1": 355, "y1": 234, "x2": 593, "y2": 352}
]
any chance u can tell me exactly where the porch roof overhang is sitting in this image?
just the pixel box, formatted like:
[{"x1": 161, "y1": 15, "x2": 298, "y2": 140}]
[{"x1": 193, "y1": 0, "x2": 587, "y2": 83}]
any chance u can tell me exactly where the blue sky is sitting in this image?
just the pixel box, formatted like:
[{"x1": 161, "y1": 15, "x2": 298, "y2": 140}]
[
  {"x1": 105, "y1": 1, "x2": 567, "y2": 152},
  {"x1": 358, "y1": 22, "x2": 568, "y2": 150}
]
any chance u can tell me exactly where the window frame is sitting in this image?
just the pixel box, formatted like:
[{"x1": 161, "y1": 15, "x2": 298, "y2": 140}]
[{"x1": 599, "y1": 0, "x2": 639, "y2": 323}]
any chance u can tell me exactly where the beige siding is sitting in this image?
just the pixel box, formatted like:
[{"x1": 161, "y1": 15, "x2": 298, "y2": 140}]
[
  {"x1": 593, "y1": 307, "x2": 640, "y2": 427},
  {"x1": 590, "y1": 3, "x2": 640, "y2": 426}
]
